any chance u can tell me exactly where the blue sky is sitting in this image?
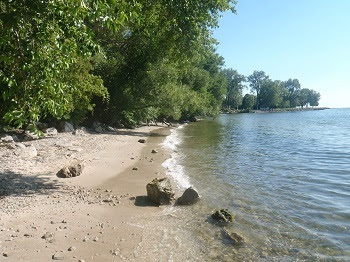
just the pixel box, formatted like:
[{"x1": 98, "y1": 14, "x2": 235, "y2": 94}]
[{"x1": 213, "y1": 0, "x2": 350, "y2": 108}]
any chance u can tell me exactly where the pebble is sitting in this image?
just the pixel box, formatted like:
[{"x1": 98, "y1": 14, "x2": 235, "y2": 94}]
[
  {"x1": 132, "y1": 167, "x2": 138, "y2": 171},
  {"x1": 52, "y1": 253, "x2": 65, "y2": 260},
  {"x1": 68, "y1": 246, "x2": 76, "y2": 251},
  {"x1": 42, "y1": 232, "x2": 54, "y2": 240}
]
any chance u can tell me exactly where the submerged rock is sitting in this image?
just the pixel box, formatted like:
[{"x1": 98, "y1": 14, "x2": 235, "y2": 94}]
[
  {"x1": 56, "y1": 161, "x2": 84, "y2": 178},
  {"x1": 221, "y1": 229, "x2": 245, "y2": 246},
  {"x1": 146, "y1": 178, "x2": 175, "y2": 205},
  {"x1": 211, "y1": 209, "x2": 235, "y2": 223},
  {"x1": 177, "y1": 187, "x2": 200, "y2": 205}
]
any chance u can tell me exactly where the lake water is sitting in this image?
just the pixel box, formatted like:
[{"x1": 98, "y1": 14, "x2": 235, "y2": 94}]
[{"x1": 162, "y1": 108, "x2": 350, "y2": 261}]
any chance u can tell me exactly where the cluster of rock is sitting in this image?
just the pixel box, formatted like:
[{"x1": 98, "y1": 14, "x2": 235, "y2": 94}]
[
  {"x1": 144, "y1": 177, "x2": 244, "y2": 246},
  {"x1": 210, "y1": 209, "x2": 244, "y2": 246},
  {"x1": 146, "y1": 178, "x2": 199, "y2": 206}
]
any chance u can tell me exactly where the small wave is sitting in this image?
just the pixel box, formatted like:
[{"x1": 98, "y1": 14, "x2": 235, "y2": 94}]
[{"x1": 162, "y1": 125, "x2": 191, "y2": 190}]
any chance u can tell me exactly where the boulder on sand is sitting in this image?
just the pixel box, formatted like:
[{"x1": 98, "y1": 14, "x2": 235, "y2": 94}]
[
  {"x1": 56, "y1": 161, "x2": 84, "y2": 178},
  {"x1": 146, "y1": 178, "x2": 175, "y2": 205},
  {"x1": 177, "y1": 187, "x2": 200, "y2": 205}
]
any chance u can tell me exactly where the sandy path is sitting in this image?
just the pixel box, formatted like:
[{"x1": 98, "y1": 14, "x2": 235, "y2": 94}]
[{"x1": 0, "y1": 126, "x2": 177, "y2": 262}]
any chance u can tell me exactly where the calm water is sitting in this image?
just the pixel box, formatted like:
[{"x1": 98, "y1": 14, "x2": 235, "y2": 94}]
[{"x1": 161, "y1": 108, "x2": 350, "y2": 261}]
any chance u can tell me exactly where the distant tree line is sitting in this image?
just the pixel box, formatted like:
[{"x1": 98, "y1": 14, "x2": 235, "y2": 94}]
[{"x1": 222, "y1": 70, "x2": 321, "y2": 111}]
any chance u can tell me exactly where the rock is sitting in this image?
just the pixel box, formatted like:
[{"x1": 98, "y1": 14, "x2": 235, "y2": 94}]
[
  {"x1": 73, "y1": 129, "x2": 85, "y2": 136},
  {"x1": 146, "y1": 178, "x2": 175, "y2": 205},
  {"x1": 132, "y1": 167, "x2": 138, "y2": 171},
  {"x1": 93, "y1": 121, "x2": 104, "y2": 133},
  {"x1": 24, "y1": 130, "x2": 39, "y2": 141},
  {"x1": 36, "y1": 122, "x2": 48, "y2": 132},
  {"x1": 68, "y1": 246, "x2": 76, "y2": 251},
  {"x1": 1, "y1": 135, "x2": 15, "y2": 143},
  {"x1": 56, "y1": 161, "x2": 84, "y2": 178},
  {"x1": 42, "y1": 232, "x2": 54, "y2": 242},
  {"x1": 59, "y1": 121, "x2": 74, "y2": 132},
  {"x1": 151, "y1": 149, "x2": 158, "y2": 153},
  {"x1": 106, "y1": 126, "x2": 116, "y2": 132},
  {"x1": 52, "y1": 253, "x2": 65, "y2": 260},
  {"x1": 211, "y1": 209, "x2": 235, "y2": 223},
  {"x1": 3, "y1": 253, "x2": 8, "y2": 257},
  {"x1": 221, "y1": 229, "x2": 244, "y2": 245},
  {"x1": 177, "y1": 187, "x2": 200, "y2": 205},
  {"x1": 138, "y1": 139, "x2": 146, "y2": 143},
  {"x1": 15, "y1": 143, "x2": 26, "y2": 149},
  {"x1": 6, "y1": 144, "x2": 16, "y2": 149},
  {"x1": 78, "y1": 260, "x2": 85, "y2": 262},
  {"x1": 15, "y1": 145, "x2": 37, "y2": 158},
  {"x1": 45, "y1": 127, "x2": 58, "y2": 137}
]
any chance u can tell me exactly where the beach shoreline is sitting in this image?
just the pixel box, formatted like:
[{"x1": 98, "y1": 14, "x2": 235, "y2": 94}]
[{"x1": 0, "y1": 125, "x2": 180, "y2": 261}]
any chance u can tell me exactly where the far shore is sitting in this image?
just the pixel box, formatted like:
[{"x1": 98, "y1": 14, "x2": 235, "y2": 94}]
[
  {"x1": 0, "y1": 125, "x2": 181, "y2": 261},
  {"x1": 222, "y1": 106, "x2": 330, "y2": 114}
]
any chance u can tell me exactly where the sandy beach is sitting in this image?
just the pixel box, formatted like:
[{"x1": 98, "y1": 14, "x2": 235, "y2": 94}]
[{"x1": 0, "y1": 125, "x2": 185, "y2": 261}]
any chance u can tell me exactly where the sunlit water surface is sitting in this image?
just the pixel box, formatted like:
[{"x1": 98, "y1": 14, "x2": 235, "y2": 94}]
[{"x1": 156, "y1": 109, "x2": 350, "y2": 261}]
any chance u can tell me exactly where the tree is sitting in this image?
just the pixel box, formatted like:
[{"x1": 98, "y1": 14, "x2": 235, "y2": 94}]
[
  {"x1": 247, "y1": 71, "x2": 269, "y2": 109},
  {"x1": 222, "y1": 69, "x2": 245, "y2": 110},
  {"x1": 309, "y1": 90, "x2": 321, "y2": 107},
  {"x1": 259, "y1": 80, "x2": 282, "y2": 108},
  {"x1": 0, "y1": 0, "x2": 238, "y2": 129},
  {"x1": 298, "y1": 88, "x2": 311, "y2": 108},
  {"x1": 242, "y1": 94, "x2": 256, "y2": 110},
  {"x1": 0, "y1": 0, "x2": 138, "y2": 129},
  {"x1": 285, "y1": 79, "x2": 301, "y2": 107}
]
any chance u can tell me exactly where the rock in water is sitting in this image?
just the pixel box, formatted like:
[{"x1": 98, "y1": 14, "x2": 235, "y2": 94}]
[
  {"x1": 177, "y1": 187, "x2": 200, "y2": 205},
  {"x1": 211, "y1": 209, "x2": 235, "y2": 223},
  {"x1": 221, "y1": 229, "x2": 245, "y2": 246},
  {"x1": 146, "y1": 178, "x2": 175, "y2": 205},
  {"x1": 56, "y1": 161, "x2": 84, "y2": 178}
]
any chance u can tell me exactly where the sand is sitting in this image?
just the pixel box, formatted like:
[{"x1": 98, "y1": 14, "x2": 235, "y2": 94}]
[{"x1": 0, "y1": 125, "x2": 182, "y2": 261}]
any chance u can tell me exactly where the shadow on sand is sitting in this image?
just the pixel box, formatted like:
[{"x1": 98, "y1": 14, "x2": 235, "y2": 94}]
[
  {"x1": 133, "y1": 195, "x2": 159, "y2": 207},
  {"x1": 0, "y1": 170, "x2": 62, "y2": 198}
]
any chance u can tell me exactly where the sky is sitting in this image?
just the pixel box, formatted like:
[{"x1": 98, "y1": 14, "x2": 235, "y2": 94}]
[{"x1": 213, "y1": 0, "x2": 350, "y2": 108}]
